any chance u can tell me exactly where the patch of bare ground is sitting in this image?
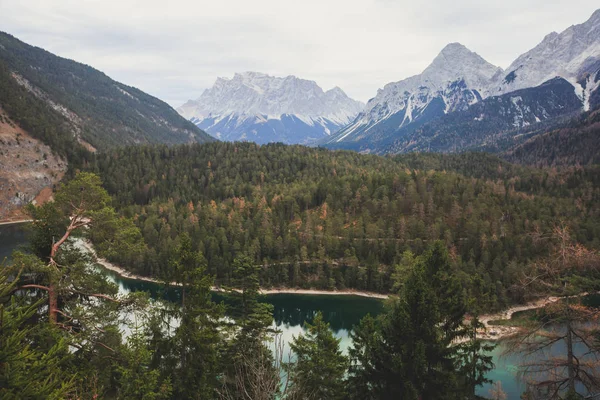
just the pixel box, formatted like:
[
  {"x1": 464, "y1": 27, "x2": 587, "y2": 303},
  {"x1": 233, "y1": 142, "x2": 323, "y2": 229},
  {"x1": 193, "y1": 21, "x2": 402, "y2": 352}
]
[
  {"x1": 0, "y1": 107, "x2": 67, "y2": 221},
  {"x1": 77, "y1": 137, "x2": 97, "y2": 153}
]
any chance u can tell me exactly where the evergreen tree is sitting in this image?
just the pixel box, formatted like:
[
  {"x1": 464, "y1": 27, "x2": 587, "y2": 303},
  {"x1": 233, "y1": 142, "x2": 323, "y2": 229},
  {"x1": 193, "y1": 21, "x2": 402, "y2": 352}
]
[
  {"x1": 117, "y1": 329, "x2": 172, "y2": 400},
  {"x1": 346, "y1": 314, "x2": 379, "y2": 400},
  {"x1": 457, "y1": 316, "x2": 495, "y2": 399},
  {"x1": 166, "y1": 235, "x2": 224, "y2": 400},
  {"x1": 6, "y1": 172, "x2": 149, "y2": 396},
  {"x1": 347, "y1": 242, "x2": 480, "y2": 400},
  {"x1": 228, "y1": 253, "x2": 273, "y2": 334},
  {"x1": 221, "y1": 253, "x2": 277, "y2": 400},
  {"x1": 0, "y1": 268, "x2": 74, "y2": 399},
  {"x1": 287, "y1": 312, "x2": 348, "y2": 400}
]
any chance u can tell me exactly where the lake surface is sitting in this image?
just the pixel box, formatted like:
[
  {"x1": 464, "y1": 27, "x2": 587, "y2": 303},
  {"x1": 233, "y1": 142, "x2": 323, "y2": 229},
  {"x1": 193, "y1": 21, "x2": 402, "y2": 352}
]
[
  {"x1": 0, "y1": 223, "x2": 524, "y2": 398},
  {"x1": 106, "y1": 267, "x2": 524, "y2": 398},
  {"x1": 0, "y1": 222, "x2": 30, "y2": 262}
]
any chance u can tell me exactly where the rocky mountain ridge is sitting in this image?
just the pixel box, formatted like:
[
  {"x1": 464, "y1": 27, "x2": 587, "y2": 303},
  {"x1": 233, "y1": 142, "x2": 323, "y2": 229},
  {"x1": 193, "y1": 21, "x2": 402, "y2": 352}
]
[
  {"x1": 322, "y1": 9, "x2": 600, "y2": 154},
  {"x1": 178, "y1": 72, "x2": 363, "y2": 144}
]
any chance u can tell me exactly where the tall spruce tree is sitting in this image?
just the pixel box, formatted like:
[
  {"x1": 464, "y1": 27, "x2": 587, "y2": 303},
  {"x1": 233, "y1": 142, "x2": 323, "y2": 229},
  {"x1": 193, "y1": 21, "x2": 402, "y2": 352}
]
[
  {"x1": 287, "y1": 312, "x2": 348, "y2": 400},
  {"x1": 220, "y1": 253, "x2": 277, "y2": 400},
  {"x1": 165, "y1": 234, "x2": 224, "y2": 400},
  {"x1": 347, "y1": 242, "x2": 485, "y2": 399},
  {"x1": 457, "y1": 316, "x2": 495, "y2": 400},
  {"x1": 117, "y1": 328, "x2": 173, "y2": 400}
]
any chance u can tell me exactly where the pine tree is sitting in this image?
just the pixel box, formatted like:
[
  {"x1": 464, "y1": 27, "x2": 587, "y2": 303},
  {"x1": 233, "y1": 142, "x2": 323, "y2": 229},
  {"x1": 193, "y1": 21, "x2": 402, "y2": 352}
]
[
  {"x1": 347, "y1": 242, "x2": 478, "y2": 399},
  {"x1": 0, "y1": 267, "x2": 74, "y2": 399},
  {"x1": 287, "y1": 312, "x2": 348, "y2": 400},
  {"x1": 7, "y1": 172, "x2": 149, "y2": 396},
  {"x1": 221, "y1": 253, "x2": 277, "y2": 400},
  {"x1": 117, "y1": 329, "x2": 172, "y2": 400},
  {"x1": 166, "y1": 234, "x2": 224, "y2": 400},
  {"x1": 228, "y1": 253, "x2": 273, "y2": 334},
  {"x1": 346, "y1": 314, "x2": 379, "y2": 400},
  {"x1": 457, "y1": 316, "x2": 495, "y2": 399}
]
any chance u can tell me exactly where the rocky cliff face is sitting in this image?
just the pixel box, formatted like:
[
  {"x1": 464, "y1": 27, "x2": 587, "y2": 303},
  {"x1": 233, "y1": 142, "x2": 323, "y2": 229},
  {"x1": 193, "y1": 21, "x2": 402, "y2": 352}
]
[{"x1": 0, "y1": 108, "x2": 66, "y2": 221}]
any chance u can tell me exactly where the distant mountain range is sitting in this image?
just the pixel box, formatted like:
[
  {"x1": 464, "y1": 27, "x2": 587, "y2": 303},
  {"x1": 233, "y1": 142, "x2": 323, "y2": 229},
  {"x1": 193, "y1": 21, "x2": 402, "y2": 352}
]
[
  {"x1": 177, "y1": 72, "x2": 363, "y2": 144},
  {"x1": 0, "y1": 32, "x2": 213, "y2": 158},
  {"x1": 320, "y1": 8, "x2": 600, "y2": 154},
  {"x1": 2, "y1": 8, "x2": 599, "y2": 163},
  {"x1": 321, "y1": 43, "x2": 503, "y2": 147}
]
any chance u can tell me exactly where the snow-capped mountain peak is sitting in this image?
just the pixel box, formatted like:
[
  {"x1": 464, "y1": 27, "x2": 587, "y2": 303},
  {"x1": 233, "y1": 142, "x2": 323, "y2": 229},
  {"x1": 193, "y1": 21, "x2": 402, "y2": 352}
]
[
  {"x1": 177, "y1": 72, "x2": 364, "y2": 144},
  {"x1": 488, "y1": 8, "x2": 600, "y2": 100},
  {"x1": 422, "y1": 42, "x2": 503, "y2": 89},
  {"x1": 323, "y1": 43, "x2": 502, "y2": 145},
  {"x1": 323, "y1": 9, "x2": 600, "y2": 153}
]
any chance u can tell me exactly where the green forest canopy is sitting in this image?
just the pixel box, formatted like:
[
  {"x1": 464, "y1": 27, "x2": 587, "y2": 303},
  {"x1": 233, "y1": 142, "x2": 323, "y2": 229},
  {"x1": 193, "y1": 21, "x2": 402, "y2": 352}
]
[{"x1": 87, "y1": 142, "x2": 600, "y2": 312}]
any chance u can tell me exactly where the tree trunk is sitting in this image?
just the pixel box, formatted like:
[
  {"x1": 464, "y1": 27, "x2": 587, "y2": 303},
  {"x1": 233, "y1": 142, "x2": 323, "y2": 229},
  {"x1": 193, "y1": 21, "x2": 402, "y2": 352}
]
[
  {"x1": 566, "y1": 302, "x2": 576, "y2": 395},
  {"x1": 47, "y1": 217, "x2": 78, "y2": 323},
  {"x1": 48, "y1": 283, "x2": 58, "y2": 323}
]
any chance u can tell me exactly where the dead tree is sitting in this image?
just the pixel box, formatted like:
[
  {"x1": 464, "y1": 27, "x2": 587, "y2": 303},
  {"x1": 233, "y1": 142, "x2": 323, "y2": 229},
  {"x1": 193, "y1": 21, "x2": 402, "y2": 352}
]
[
  {"x1": 506, "y1": 225, "x2": 600, "y2": 399},
  {"x1": 218, "y1": 332, "x2": 293, "y2": 400}
]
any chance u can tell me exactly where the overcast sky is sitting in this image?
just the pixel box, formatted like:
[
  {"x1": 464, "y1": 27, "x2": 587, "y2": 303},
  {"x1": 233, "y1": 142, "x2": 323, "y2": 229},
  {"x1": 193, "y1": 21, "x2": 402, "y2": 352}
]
[{"x1": 1, "y1": 0, "x2": 598, "y2": 107}]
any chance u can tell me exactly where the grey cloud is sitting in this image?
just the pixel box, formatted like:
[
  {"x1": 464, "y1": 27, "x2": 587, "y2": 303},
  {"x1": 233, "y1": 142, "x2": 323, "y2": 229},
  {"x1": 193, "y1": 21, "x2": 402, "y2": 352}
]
[{"x1": 1, "y1": 0, "x2": 598, "y2": 106}]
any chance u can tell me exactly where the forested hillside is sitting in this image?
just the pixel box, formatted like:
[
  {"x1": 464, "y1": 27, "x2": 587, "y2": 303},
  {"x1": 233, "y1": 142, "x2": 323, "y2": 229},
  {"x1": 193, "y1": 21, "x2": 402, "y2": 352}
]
[
  {"x1": 0, "y1": 32, "x2": 213, "y2": 157},
  {"x1": 89, "y1": 143, "x2": 600, "y2": 311},
  {"x1": 505, "y1": 107, "x2": 600, "y2": 167},
  {"x1": 0, "y1": 173, "x2": 507, "y2": 399},
  {"x1": 0, "y1": 60, "x2": 90, "y2": 163}
]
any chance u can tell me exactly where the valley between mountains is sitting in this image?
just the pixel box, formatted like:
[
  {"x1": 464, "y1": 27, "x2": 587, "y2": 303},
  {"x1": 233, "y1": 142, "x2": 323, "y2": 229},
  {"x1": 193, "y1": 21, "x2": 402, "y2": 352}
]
[{"x1": 2, "y1": 6, "x2": 600, "y2": 400}]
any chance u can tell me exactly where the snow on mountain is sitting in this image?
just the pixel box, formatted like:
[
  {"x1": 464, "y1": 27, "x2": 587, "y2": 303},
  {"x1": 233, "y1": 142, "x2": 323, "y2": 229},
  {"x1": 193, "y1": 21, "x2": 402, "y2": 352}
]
[
  {"x1": 177, "y1": 72, "x2": 364, "y2": 144},
  {"x1": 323, "y1": 43, "x2": 503, "y2": 144},
  {"x1": 488, "y1": 8, "x2": 600, "y2": 109}
]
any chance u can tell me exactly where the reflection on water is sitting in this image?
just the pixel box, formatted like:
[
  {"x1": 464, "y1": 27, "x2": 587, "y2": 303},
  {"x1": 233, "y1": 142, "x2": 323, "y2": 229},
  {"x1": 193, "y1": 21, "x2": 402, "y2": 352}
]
[
  {"x1": 104, "y1": 266, "x2": 385, "y2": 334},
  {"x1": 1, "y1": 223, "x2": 527, "y2": 398},
  {"x1": 105, "y1": 266, "x2": 384, "y2": 354},
  {"x1": 105, "y1": 267, "x2": 384, "y2": 361},
  {"x1": 269, "y1": 293, "x2": 384, "y2": 333},
  {"x1": 0, "y1": 223, "x2": 30, "y2": 262}
]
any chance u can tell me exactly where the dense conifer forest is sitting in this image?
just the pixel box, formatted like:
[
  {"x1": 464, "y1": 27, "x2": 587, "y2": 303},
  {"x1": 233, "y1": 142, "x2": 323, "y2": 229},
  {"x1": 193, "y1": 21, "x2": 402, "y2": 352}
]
[
  {"x1": 3, "y1": 141, "x2": 600, "y2": 399},
  {"x1": 0, "y1": 172, "x2": 509, "y2": 399},
  {"x1": 3, "y1": 7, "x2": 600, "y2": 399},
  {"x1": 85, "y1": 142, "x2": 600, "y2": 312},
  {"x1": 505, "y1": 107, "x2": 600, "y2": 167}
]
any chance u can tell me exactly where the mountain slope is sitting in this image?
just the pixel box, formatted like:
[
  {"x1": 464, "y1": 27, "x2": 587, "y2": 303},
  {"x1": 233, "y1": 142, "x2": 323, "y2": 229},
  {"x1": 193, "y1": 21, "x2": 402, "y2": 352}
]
[
  {"x1": 321, "y1": 43, "x2": 503, "y2": 146},
  {"x1": 324, "y1": 10, "x2": 600, "y2": 155},
  {"x1": 504, "y1": 106, "x2": 600, "y2": 167},
  {"x1": 178, "y1": 72, "x2": 363, "y2": 144},
  {"x1": 0, "y1": 107, "x2": 66, "y2": 221},
  {"x1": 386, "y1": 77, "x2": 584, "y2": 154},
  {"x1": 0, "y1": 32, "x2": 213, "y2": 156},
  {"x1": 488, "y1": 9, "x2": 600, "y2": 110}
]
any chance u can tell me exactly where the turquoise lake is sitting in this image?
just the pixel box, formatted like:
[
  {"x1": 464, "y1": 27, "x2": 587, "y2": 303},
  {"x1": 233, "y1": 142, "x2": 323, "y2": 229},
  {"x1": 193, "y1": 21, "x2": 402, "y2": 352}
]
[{"x1": 1, "y1": 223, "x2": 524, "y2": 398}]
